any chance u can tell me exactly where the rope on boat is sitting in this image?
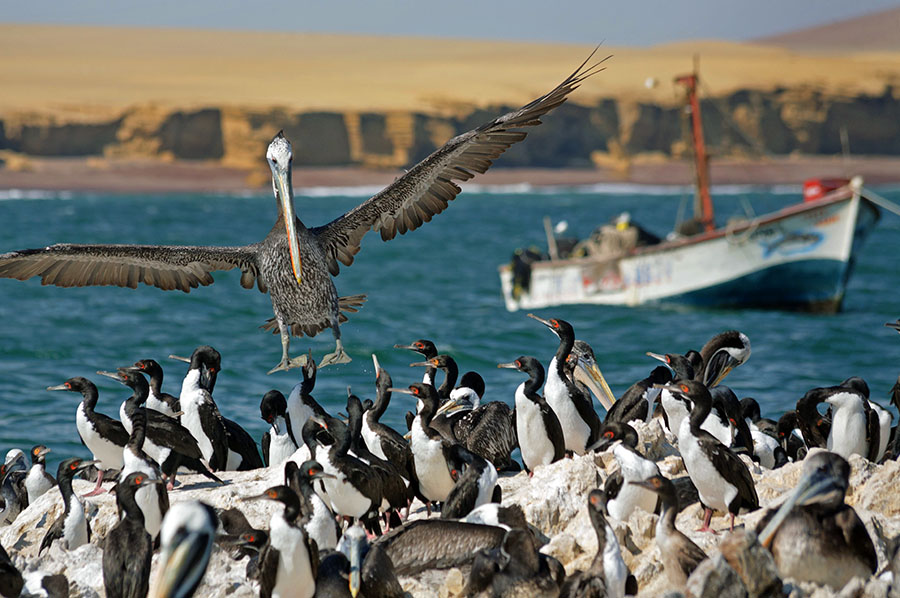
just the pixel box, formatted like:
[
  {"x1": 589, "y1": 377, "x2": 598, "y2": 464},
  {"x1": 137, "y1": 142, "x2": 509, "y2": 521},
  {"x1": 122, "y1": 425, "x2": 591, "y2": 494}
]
[{"x1": 862, "y1": 187, "x2": 900, "y2": 217}]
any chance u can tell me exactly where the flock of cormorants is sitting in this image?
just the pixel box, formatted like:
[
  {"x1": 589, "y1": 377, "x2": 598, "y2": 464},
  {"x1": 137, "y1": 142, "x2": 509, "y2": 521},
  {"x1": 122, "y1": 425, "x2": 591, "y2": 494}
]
[
  {"x1": 0, "y1": 49, "x2": 896, "y2": 597},
  {"x1": 0, "y1": 317, "x2": 897, "y2": 597}
]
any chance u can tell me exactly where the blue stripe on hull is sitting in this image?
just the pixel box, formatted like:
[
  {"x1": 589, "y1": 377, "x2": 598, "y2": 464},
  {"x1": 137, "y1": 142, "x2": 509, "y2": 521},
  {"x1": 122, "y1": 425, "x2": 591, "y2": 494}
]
[{"x1": 657, "y1": 259, "x2": 849, "y2": 312}]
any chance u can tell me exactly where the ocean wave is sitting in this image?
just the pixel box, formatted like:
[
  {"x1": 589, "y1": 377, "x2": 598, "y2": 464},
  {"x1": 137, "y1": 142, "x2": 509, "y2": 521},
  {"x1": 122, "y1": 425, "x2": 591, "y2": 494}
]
[{"x1": 0, "y1": 189, "x2": 75, "y2": 201}]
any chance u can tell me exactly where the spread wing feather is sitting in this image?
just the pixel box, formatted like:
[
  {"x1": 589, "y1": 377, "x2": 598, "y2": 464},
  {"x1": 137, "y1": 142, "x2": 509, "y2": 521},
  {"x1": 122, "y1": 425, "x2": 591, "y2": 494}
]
[
  {"x1": 0, "y1": 243, "x2": 263, "y2": 293},
  {"x1": 311, "y1": 51, "x2": 606, "y2": 275}
]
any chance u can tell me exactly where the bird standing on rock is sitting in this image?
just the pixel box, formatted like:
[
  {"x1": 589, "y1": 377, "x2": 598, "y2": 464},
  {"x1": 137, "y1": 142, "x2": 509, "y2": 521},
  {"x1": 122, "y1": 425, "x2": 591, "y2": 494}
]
[
  {"x1": 663, "y1": 379, "x2": 759, "y2": 532},
  {"x1": 498, "y1": 356, "x2": 565, "y2": 474},
  {"x1": 103, "y1": 472, "x2": 159, "y2": 598}
]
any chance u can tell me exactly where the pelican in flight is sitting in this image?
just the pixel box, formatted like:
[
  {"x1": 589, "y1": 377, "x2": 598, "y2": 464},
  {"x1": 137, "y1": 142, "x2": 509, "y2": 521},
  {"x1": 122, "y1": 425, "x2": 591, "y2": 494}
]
[{"x1": 0, "y1": 52, "x2": 604, "y2": 372}]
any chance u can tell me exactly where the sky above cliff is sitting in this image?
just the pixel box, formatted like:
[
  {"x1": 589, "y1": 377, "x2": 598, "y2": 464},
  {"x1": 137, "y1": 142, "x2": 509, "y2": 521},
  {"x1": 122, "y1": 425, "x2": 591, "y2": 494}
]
[{"x1": 2, "y1": 1, "x2": 898, "y2": 46}]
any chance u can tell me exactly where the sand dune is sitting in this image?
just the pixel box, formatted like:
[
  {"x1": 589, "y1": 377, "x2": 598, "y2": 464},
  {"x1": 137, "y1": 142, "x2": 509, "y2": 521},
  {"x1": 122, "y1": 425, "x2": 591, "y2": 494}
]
[{"x1": 2, "y1": 24, "x2": 900, "y2": 117}]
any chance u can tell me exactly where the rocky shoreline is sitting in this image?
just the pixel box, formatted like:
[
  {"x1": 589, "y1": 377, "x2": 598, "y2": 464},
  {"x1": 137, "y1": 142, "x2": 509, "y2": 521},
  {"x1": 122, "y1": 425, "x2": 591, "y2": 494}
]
[
  {"x1": 2, "y1": 155, "x2": 900, "y2": 195},
  {"x1": 3, "y1": 418, "x2": 899, "y2": 597}
]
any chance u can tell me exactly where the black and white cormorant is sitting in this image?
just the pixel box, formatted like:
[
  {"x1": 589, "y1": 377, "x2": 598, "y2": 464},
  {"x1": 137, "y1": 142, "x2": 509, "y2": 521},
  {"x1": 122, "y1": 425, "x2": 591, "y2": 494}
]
[
  {"x1": 284, "y1": 460, "x2": 340, "y2": 552},
  {"x1": 103, "y1": 472, "x2": 159, "y2": 598},
  {"x1": 463, "y1": 528, "x2": 565, "y2": 598},
  {"x1": 131, "y1": 359, "x2": 181, "y2": 418},
  {"x1": 261, "y1": 390, "x2": 298, "y2": 468},
  {"x1": 309, "y1": 413, "x2": 383, "y2": 530},
  {"x1": 175, "y1": 346, "x2": 230, "y2": 471},
  {"x1": 175, "y1": 346, "x2": 263, "y2": 470},
  {"x1": 0, "y1": 57, "x2": 602, "y2": 372},
  {"x1": 647, "y1": 351, "x2": 698, "y2": 435},
  {"x1": 25, "y1": 445, "x2": 55, "y2": 504},
  {"x1": 118, "y1": 404, "x2": 170, "y2": 542},
  {"x1": 361, "y1": 355, "x2": 412, "y2": 476},
  {"x1": 740, "y1": 397, "x2": 787, "y2": 469},
  {"x1": 591, "y1": 422, "x2": 660, "y2": 522},
  {"x1": 441, "y1": 444, "x2": 499, "y2": 520},
  {"x1": 150, "y1": 500, "x2": 218, "y2": 598},
  {"x1": 633, "y1": 475, "x2": 707, "y2": 591},
  {"x1": 248, "y1": 485, "x2": 318, "y2": 598},
  {"x1": 100, "y1": 367, "x2": 222, "y2": 489},
  {"x1": 39, "y1": 457, "x2": 96, "y2": 553},
  {"x1": 498, "y1": 356, "x2": 565, "y2": 474},
  {"x1": 390, "y1": 383, "x2": 456, "y2": 506},
  {"x1": 528, "y1": 314, "x2": 606, "y2": 454},
  {"x1": 47, "y1": 376, "x2": 128, "y2": 496},
  {"x1": 281, "y1": 354, "x2": 331, "y2": 465},
  {"x1": 346, "y1": 392, "x2": 407, "y2": 527},
  {"x1": 664, "y1": 379, "x2": 759, "y2": 532},
  {"x1": 559, "y1": 489, "x2": 633, "y2": 598},
  {"x1": 822, "y1": 385, "x2": 870, "y2": 460},
  {"x1": 758, "y1": 450, "x2": 876, "y2": 589}
]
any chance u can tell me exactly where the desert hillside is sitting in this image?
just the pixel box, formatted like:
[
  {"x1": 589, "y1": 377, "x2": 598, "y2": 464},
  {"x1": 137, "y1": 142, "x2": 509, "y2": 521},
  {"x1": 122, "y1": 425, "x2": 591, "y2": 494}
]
[{"x1": 2, "y1": 19, "x2": 900, "y2": 187}]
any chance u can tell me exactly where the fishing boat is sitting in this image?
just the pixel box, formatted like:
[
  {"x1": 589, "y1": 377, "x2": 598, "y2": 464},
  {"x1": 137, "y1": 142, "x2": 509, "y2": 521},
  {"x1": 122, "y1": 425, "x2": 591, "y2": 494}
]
[{"x1": 498, "y1": 70, "x2": 885, "y2": 314}]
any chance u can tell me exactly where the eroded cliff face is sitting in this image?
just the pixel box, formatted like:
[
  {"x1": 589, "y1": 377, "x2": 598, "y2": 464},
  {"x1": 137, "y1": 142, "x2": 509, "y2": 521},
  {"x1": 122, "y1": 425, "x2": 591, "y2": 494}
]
[{"x1": 1, "y1": 85, "x2": 898, "y2": 174}]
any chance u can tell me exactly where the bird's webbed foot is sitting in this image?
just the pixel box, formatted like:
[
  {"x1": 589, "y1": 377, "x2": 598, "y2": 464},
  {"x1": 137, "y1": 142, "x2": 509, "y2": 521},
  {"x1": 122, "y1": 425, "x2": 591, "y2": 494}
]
[
  {"x1": 319, "y1": 341, "x2": 352, "y2": 368},
  {"x1": 267, "y1": 353, "x2": 310, "y2": 375}
]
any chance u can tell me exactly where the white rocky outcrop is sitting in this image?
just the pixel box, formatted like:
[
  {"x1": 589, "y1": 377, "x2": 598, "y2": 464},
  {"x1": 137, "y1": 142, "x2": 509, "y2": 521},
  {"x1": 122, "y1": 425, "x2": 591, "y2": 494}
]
[{"x1": 3, "y1": 418, "x2": 900, "y2": 597}]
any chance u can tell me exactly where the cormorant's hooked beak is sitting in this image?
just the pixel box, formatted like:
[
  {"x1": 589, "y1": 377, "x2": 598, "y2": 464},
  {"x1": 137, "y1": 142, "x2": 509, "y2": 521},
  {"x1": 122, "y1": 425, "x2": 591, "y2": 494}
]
[
  {"x1": 526, "y1": 313, "x2": 558, "y2": 336},
  {"x1": 497, "y1": 362, "x2": 519, "y2": 370},
  {"x1": 758, "y1": 464, "x2": 844, "y2": 549},
  {"x1": 409, "y1": 360, "x2": 435, "y2": 369},
  {"x1": 310, "y1": 470, "x2": 337, "y2": 481},
  {"x1": 572, "y1": 357, "x2": 616, "y2": 410},
  {"x1": 372, "y1": 354, "x2": 382, "y2": 379},
  {"x1": 168, "y1": 354, "x2": 191, "y2": 363},
  {"x1": 97, "y1": 370, "x2": 125, "y2": 382},
  {"x1": 36, "y1": 446, "x2": 51, "y2": 459},
  {"x1": 47, "y1": 383, "x2": 70, "y2": 391},
  {"x1": 150, "y1": 529, "x2": 214, "y2": 598},
  {"x1": 271, "y1": 161, "x2": 303, "y2": 286},
  {"x1": 646, "y1": 352, "x2": 668, "y2": 366},
  {"x1": 387, "y1": 387, "x2": 415, "y2": 396}
]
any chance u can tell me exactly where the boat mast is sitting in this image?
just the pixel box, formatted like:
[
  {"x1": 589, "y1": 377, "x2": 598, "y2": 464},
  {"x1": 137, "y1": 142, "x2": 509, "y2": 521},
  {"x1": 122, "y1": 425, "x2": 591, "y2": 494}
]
[{"x1": 675, "y1": 63, "x2": 715, "y2": 232}]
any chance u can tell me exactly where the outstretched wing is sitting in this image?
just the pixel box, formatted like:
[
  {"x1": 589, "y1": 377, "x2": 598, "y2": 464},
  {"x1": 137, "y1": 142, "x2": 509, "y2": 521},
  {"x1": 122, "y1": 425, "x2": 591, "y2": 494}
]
[
  {"x1": 0, "y1": 243, "x2": 264, "y2": 293},
  {"x1": 312, "y1": 50, "x2": 606, "y2": 275}
]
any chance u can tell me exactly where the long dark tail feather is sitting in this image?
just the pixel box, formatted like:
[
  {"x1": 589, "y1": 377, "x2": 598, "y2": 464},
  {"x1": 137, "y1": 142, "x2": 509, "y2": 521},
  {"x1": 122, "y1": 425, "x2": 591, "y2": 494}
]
[{"x1": 260, "y1": 294, "x2": 368, "y2": 335}]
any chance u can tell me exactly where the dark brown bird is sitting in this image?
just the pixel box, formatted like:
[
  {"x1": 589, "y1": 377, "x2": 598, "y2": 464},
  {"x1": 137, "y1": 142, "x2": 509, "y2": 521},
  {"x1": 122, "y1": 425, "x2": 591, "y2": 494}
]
[{"x1": 0, "y1": 53, "x2": 604, "y2": 373}]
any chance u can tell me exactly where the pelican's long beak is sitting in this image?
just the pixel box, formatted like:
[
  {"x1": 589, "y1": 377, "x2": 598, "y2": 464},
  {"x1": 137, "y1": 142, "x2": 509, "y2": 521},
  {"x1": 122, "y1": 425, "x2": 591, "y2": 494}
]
[
  {"x1": 758, "y1": 465, "x2": 841, "y2": 548},
  {"x1": 272, "y1": 166, "x2": 303, "y2": 286},
  {"x1": 435, "y1": 396, "x2": 470, "y2": 416},
  {"x1": 574, "y1": 359, "x2": 616, "y2": 410},
  {"x1": 347, "y1": 529, "x2": 363, "y2": 598},
  {"x1": 151, "y1": 530, "x2": 214, "y2": 598}
]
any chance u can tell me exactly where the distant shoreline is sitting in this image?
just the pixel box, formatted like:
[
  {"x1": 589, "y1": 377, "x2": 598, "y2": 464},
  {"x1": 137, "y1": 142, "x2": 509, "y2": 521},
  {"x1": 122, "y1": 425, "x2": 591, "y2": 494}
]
[{"x1": 1, "y1": 155, "x2": 900, "y2": 194}]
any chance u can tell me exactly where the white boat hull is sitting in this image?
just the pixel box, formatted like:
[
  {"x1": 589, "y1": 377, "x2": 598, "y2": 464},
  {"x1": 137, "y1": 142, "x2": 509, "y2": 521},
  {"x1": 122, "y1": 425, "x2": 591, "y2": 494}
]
[{"x1": 500, "y1": 184, "x2": 879, "y2": 313}]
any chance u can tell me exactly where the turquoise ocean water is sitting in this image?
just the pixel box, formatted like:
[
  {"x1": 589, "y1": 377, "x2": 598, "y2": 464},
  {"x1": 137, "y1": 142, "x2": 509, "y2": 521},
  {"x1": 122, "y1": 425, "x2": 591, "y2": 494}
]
[{"x1": 1, "y1": 182, "x2": 899, "y2": 471}]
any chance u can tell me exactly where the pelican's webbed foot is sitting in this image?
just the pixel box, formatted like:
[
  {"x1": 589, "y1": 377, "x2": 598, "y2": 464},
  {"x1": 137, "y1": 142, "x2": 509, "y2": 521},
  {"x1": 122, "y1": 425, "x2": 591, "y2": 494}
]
[
  {"x1": 267, "y1": 353, "x2": 309, "y2": 375},
  {"x1": 319, "y1": 340, "x2": 352, "y2": 368}
]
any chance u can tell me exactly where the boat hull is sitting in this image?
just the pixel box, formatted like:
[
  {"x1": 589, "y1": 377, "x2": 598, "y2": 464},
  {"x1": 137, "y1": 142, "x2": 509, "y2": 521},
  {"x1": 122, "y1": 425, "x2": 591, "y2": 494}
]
[{"x1": 499, "y1": 185, "x2": 879, "y2": 313}]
